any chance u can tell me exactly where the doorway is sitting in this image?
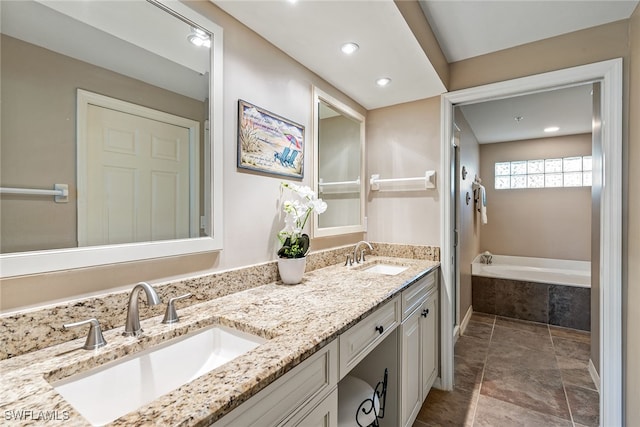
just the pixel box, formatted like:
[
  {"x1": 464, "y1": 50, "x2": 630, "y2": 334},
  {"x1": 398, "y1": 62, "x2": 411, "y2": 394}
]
[{"x1": 439, "y1": 59, "x2": 623, "y2": 425}]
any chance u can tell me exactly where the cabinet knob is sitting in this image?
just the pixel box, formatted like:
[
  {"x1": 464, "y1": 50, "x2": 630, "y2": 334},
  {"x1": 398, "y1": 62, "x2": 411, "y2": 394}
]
[
  {"x1": 421, "y1": 309, "x2": 430, "y2": 317},
  {"x1": 375, "y1": 325, "x2": 384, "y2": 334}
]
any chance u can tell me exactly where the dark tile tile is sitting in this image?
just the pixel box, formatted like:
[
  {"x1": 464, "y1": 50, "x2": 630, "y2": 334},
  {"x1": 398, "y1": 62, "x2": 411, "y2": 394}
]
[
  {"x1": 565, "y1": 385, "x2": 599, "y2": 426},
  {"x1": 553, "y1": 336, "x2": 591, "y2": 362},
  {"x1": 415, "y1": 387, "x2": 476, "y2": 427},
  {"x1": 472, "y1": 276, "x2": 496, "y2": 314},
  {"x1": 481, "y1": 366, "x2": 571, "y2": 420},
  {"x1": 462, "y1": 320, "x2": 493, "y2": 341},
  {"x1": 470, "y1": 312, "x2": 495, "y2": 325},
  {"x1": 455, "y1": 335, "x2": 490, "y2": 365},
  {"x1": 490, "y1": 325, "x2": 554, "y2": 354},
  {"x1": 486, "y1": 343, "x2": 558, "y2": 373},
  {"x1": 494, "y1": 279, "x2": 549, "y2": 323},
  {"x1": 549, "y1": 285, "x2": 591, "y2": 331},
  {"x1": 557, "y1": 356, "x2": 598, "y2": 391},
  {"x1": 495, "y1": 316, "x2": 550, "y2": 336},
  {"x1": 549, "y1": 325, "x2": 591, "y2": 344},
  {"x1": 474, "y1": 395, "x2": 572, "y2": 427},
  {"x1": 454, "y1": 355, "x2": 484, "y2": 393}
]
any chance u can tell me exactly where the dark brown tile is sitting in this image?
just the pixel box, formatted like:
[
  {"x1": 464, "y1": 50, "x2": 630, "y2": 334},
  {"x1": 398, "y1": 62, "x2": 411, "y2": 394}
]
[
  {"x1": 490, "y1": 325, "x2": 554, "y2": 354},
  {"x1": 553, "y1": 336, "x2": 591, "y2": 362},
  {"x1": 565, "y1": 385, "x2": 599, "y2": 426},
  {"x1": 474, "y1": 395, "x2": 572, "y2": 427},
  {"x1": 415, "y1": 387, "x2": 476, "y2": 427},
  {"x1": 481, "y1": 366, "x2": 571, "y2": 420},
  {"x1": 412, "y1": 420, "x2": 430, "y2": 427},
  {"x1": 557, "y1": 356, "x2": 597, "y2": 390},
  {"x1": 549, "y1": 325, "x2": 591, "y2": 344},
  {"x1": 470, "y1": 312, "x2": 495, "y2": 325},
  {"x1": 472, "y1": 276, "x2": 496, "y2": 314},
  {"x1": 462, "y1": 320, "x2": 493, "y2": 341},
  {"x1": 549, "y1": 285, "x2": 590, "y2": 331},
  {"x1": 454, "y1": 355, "x2": 484, "y2": 393},
  {"x1": 494, "y1": 280, "x2": 549, "y2": 323},
  {"x1": 495, "y1": 316, "x2": 550, "y2": 336},
  {"x1": 455, "y1": 335, "x2": 490, "y2": 365}
]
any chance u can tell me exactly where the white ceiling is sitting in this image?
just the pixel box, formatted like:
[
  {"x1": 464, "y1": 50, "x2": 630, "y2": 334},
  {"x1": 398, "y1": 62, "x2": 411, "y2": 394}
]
[
  {"x1": 212, "y1": 0, "x2": 447, "y2": 110},
  {"x1": 459, "y1": 84, "x2": 594, "y2": 144},
  {"x1": 419, "y1": 0, "x2": 639, "y2": 63},
  {"x1": 212, "y1": 0, "x2": 637, "y2": 142}
]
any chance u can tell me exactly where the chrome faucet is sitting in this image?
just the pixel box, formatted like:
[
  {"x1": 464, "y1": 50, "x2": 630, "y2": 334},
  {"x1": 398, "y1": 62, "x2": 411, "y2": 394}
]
[
  {"x1": 353, "y1": 241, "x2": 373, "y2": 264},
  {"x1": 123, "y1": 282, "x2": 161, "y2": 337}
]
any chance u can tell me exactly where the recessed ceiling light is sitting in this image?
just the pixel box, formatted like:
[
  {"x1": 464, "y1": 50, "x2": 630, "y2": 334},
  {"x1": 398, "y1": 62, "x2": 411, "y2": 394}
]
[
  {"x1": 188, "y1": 27, "x2": 211, "y2": 48},
  {"x1": 376, "y1": 77, "x2": 392, "y2": 87},
  {"x1": 544, "y1": 126, "x2": 560, "y2": 133},
  {"x1": 341, "y1": 42, "x2": 359, "y2": 55},
  {"x1": 514, "y1": 116, "x2": 524, "y2": 122}
]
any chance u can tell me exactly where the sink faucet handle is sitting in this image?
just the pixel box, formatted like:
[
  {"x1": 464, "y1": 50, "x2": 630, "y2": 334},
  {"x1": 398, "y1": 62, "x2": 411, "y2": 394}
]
[
  {"x1": 64, "y1": 318, "x2": 107, "y2": 350},
  {"x1": 162, "y1": 293, "x2": 193, "y2": 324}
]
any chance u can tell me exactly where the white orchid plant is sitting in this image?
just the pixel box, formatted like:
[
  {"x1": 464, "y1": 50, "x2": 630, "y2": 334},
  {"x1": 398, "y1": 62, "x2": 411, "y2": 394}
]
[{"x1": 277, "y1": 182, "x2": 327, "y2": 258}]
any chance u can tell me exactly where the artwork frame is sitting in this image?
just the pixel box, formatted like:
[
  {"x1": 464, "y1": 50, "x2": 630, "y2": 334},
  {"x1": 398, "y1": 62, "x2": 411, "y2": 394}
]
[{"x1": 237, "y1": 99, "x2": 305, "y2": 179}]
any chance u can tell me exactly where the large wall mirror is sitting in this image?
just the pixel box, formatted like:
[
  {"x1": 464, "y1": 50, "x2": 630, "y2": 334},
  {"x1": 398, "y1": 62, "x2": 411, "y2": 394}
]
[
  {"x1": 312, "y1": 87, "x2": 366, "y2": 238},
  {"x1": 0, "y1": 0, "x2": 223, "y2": 278}
]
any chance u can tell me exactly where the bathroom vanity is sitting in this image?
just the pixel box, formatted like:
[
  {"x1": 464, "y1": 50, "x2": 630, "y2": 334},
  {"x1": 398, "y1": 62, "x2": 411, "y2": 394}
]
[{"x1": 0, "y1": 254, "x2": 439, "y2": 426}]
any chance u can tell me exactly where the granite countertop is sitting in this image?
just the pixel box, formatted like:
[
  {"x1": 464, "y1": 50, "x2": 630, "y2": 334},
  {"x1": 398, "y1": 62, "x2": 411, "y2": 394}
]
[{"x1": 0, "y1": 256, "x2": 439, "y2": 426}]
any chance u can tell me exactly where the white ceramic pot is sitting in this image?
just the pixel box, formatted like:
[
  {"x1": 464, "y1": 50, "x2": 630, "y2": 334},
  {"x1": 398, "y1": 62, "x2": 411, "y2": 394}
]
[{"x1": 277, "y1": 257, "x2": 307, "y2": 285}]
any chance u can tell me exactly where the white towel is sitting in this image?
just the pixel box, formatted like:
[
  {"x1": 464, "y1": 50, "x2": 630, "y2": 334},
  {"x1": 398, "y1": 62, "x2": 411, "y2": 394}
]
[{"x1": 479, "y1": 184, "x2": 488, "y2": 224}]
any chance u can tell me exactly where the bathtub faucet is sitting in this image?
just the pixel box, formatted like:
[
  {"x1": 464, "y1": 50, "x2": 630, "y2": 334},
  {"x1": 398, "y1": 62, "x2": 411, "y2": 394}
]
[{"x1": 480, "y1": 251, "x2": 493, "y2": 265}]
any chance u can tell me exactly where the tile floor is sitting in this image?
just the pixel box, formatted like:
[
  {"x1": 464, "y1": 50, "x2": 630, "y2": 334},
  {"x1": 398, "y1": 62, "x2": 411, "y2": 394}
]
[{"x1": 413, "y1": 312, "x2": 599, "y2": 427}]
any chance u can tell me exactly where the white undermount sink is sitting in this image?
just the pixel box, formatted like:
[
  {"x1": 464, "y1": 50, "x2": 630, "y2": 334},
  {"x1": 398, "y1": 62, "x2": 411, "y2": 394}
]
[
  {"x1": 362, "y1": 264, "x2": 409, "y2": 275},
  {"x1": 52, "y1": 325, "x2": 267, "y2": 426}
]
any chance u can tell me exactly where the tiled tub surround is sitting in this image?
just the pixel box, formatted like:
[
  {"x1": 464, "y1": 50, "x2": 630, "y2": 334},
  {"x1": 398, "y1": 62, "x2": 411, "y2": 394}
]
[
  {"x1": 0, "y1": 242, "x2": 439, "y2": 360},
  {"x1": 471, "y1": 255, "x2": 590, "y2": 331},
  {"x1": 0, "y1": 247, "x2": 438, "y2": 425}
]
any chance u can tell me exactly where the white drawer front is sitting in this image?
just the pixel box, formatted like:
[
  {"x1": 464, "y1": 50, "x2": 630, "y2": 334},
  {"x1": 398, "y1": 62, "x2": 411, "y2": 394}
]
[
  {"x1": 214, "y1": 339, "x2": 338, "y2": 427},
  {"x1": 401, "y1": 271, "x2": 437, "y2": 321},
  {"x1": 339, "y1": 296, "x2": 399, "y2": 378}
]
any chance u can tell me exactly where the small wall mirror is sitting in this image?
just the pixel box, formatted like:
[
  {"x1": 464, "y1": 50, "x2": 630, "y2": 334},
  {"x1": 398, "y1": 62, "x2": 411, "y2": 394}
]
[
  {"x1": 312, "y1": 87, "x2": 366, "y2": 238},
  {"x1": 0, "y1": 0, "x2": 223, "y2": 277}
]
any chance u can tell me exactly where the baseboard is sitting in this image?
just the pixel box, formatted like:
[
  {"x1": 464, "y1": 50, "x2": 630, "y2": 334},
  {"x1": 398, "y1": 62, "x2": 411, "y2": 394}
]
[
  {"x1": 459, "y1": 305, "x2": 473, "y2": 336},
  {"x1": 588, "y1": 359, "x2": 600, "y2": 393}
]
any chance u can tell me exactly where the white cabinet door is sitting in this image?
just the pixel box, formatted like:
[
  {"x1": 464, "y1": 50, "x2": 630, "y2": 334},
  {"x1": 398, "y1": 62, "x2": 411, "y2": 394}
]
[
  {"x1": 285, "y1": 388, "x2": 338, "y2": 427},
  {"x1": 400, "y1": 308, "x2": 422, "y2": 427},
  {"x1": 421, "y1": 293, "x2": 439, "y2": 398}
]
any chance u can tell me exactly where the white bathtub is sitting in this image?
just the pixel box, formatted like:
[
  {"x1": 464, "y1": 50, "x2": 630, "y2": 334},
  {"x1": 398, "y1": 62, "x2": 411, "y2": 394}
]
[{"x1": 471, "y1": 254, "x2": 591, "y2": 288}]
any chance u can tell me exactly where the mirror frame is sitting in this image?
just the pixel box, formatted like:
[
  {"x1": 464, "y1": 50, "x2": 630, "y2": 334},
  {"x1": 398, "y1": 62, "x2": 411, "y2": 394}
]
[
  {"x1": 0, "y1": 0, "x2": 224, "y2": 278},
  {"x1": 312, "y1": 87, "x2": 366, "y2": 238}
]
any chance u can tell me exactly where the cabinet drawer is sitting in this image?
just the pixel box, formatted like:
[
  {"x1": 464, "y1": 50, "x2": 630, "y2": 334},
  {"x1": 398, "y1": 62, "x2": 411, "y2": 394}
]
[
  {"x1": 214, "y1": 339, "x2": 338, "y2": 427},
  {"x1": 401, "y1": 270, "x2": 437, "y2": 321},
  {"x1": 339, "y1": 296, "x2": 399, "y2": 378}
]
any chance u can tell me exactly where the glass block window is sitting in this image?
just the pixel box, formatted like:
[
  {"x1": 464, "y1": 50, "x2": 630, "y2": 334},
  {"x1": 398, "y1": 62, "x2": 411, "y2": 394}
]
[{"x1": 495, "y1": 155, "x2": 592, "y2": 190}]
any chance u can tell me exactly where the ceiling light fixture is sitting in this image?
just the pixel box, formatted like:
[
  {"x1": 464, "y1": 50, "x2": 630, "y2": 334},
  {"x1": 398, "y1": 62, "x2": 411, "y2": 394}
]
[
  {"x1": 376, "y1": 77, "x2": 392, "y2": 87},
  {"x1": 514, "y1": 116, "x2": 524, "y2": 122},
  {"x1": 341, "y1": 42, "x2": 359, "y2": 55},
  {"x1": 188, "y1": 27, "x2": 211, "y2": 48},
  {"x1": 544, "y1": 126, "x2": 560, "y2": 133}
]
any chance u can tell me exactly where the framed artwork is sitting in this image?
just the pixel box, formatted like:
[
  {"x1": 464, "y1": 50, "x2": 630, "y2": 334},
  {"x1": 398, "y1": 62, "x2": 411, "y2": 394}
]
[{"x1": 237, "y1": 100, "x2": 305, "y2": 178}]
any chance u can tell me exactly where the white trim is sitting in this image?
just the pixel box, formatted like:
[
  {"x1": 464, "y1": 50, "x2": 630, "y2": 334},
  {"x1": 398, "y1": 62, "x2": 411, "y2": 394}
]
[
  {"x1": 459, "y1": 305, "x2": 474, "y2": 336},
  {"x1": 440, "y1": 59, "x2": 622, "y2": 425},
  {"x1": 589, "y1": 358, "x2": 601, "y2": 393},
  {"x1": 0, "y1": 1, "x2": 224, "y2": 278}
]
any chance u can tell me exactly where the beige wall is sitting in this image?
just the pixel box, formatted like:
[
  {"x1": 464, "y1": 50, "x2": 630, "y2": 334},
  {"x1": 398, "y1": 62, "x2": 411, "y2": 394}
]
[
  {"x1": 366, "y1": 97, "x2": 441, "y2": 246},
  {"x1": 627, "y1": 4, "x2": 640, "y2": 425},
  {"x1": 479, "y1": 134, "x2": 592, "y2": 261},
  {"x1": 455, "y1": 110, "x2": 481, "y2": 321},
  {"x1": 0, "y1": 2, "x2": 365, "y2": 311},
  {"x1": 0, "y1": 35, "x2": 207, "y2": 253}
]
